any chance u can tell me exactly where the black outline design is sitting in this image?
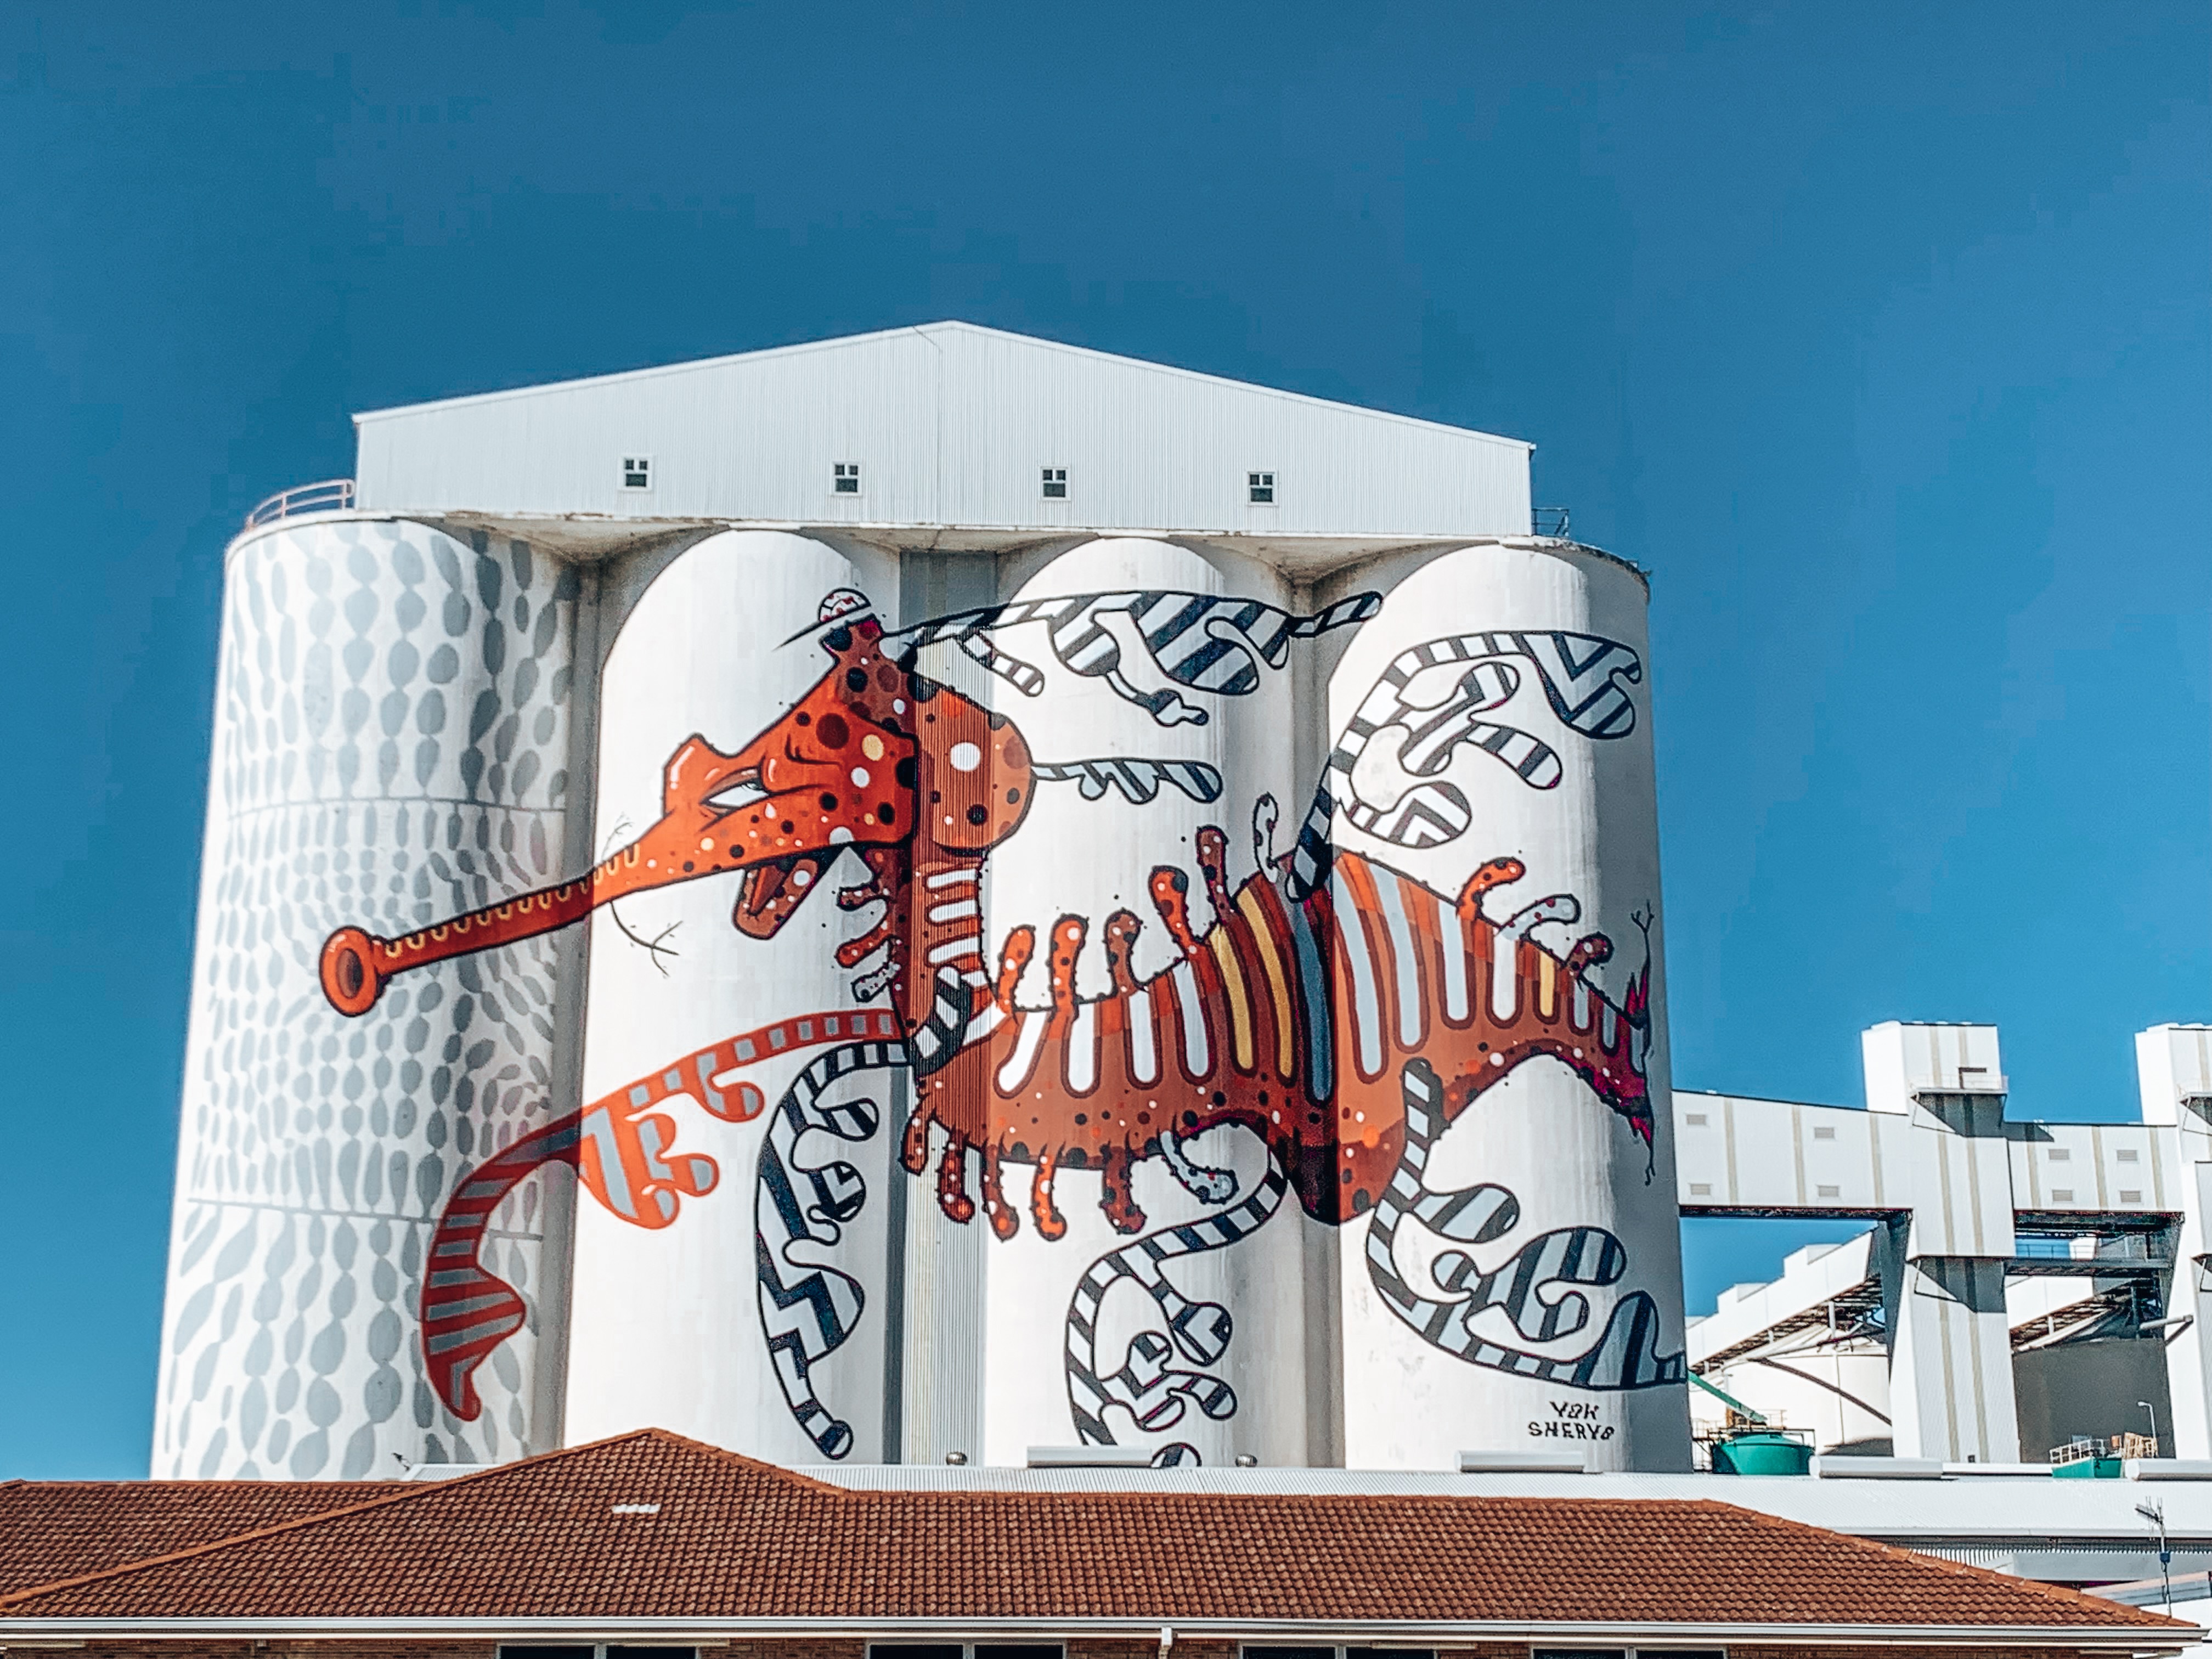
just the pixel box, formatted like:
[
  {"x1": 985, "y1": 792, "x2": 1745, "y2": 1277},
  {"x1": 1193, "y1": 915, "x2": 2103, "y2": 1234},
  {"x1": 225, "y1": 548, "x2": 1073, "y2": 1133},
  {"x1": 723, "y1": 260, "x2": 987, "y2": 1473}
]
[
  {"x1": 1290, "y1": 629, "x2": 1644, "y2": 898},
  {"x1": 1064, "y1": 1148, "x2": 1289, "y2": 1453},
  {"x1": 754, "y1": 1037, "x2": 902, "y2": 1459},
  {"x1": 1365, "y1": 1058, "x2": 1683, "y2": 1389},
  {"x1": 889, "y1": 590, "x2": 1381, "y2": 727},
  {"x1": 1032, "y1": 755, "x2": 1225, "y2": 805}
]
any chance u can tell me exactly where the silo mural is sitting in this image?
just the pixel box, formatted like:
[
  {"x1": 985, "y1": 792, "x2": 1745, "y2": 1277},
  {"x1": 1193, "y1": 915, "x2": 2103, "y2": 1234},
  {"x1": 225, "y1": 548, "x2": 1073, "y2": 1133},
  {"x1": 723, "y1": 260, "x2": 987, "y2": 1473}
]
[
  {"x1": 156, "y1": 518, "x2": 583, "y2": 1479},
  {"x1": 307, "y1": 529, "x2": 1685, "y2": 1470},
  {"x1": 1316, "y1": 544, "x2": 1686, "y2": 1471}
]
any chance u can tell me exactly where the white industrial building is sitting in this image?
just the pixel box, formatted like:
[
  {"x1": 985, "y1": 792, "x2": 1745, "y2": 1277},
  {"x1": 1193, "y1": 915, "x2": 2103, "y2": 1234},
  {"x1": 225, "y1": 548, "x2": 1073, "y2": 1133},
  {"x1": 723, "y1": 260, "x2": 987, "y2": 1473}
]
[
  {"x1": 153, "y1": 321, "x2": 2212, "y2": 1601},
  {"x1": 1681, "y1": 1022, "x2": 2212, "y2": 1472},
  {"x1": 160, "y1": 323, "x2": 1689, "y2": 1485}
]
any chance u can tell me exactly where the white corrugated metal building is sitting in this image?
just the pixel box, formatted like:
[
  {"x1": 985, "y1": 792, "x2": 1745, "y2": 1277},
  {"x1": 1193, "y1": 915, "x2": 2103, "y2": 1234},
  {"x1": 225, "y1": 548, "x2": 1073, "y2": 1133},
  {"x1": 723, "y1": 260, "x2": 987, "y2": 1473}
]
[{"x1": 352, "y1": 320, "x2": 1533, "y2": 557}]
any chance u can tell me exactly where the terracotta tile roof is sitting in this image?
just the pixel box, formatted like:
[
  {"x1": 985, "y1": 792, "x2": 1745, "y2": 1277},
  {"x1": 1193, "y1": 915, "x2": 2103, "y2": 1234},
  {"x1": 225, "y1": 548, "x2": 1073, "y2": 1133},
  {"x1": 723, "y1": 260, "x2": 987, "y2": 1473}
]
[
  {"x1": 0, "y1": 1430, "x2": 2185, "y2": 1635},
  {"x1": 0, "y1": 1477, "x2": 387, "y2": 1595}
]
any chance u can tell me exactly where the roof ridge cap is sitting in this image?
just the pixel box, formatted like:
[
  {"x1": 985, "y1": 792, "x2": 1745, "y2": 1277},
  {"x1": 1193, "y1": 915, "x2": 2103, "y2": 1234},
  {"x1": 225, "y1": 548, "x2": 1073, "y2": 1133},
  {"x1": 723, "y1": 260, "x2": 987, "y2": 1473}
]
[
  {"x1": 631, "y1": 1426, "x2": 850, "y2": 1496},
  {"x1": 0, "y1": 1432, "x2": 660, "y2": 1612}
]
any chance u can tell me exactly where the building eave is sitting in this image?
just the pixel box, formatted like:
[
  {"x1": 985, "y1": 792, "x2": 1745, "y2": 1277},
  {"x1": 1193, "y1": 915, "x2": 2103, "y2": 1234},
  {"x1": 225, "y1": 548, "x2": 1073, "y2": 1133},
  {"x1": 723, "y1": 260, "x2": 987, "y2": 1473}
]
[{"x1": 0, "y1": 1616, "x2": 2190, "y2": 1648}]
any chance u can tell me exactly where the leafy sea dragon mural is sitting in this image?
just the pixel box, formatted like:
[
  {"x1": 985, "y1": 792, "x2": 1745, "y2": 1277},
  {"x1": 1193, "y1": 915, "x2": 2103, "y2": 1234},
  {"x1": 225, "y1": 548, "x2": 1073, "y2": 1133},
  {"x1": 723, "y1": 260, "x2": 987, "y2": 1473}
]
[{"x1": 317, "y1": 586, "x2": 1679, "y2": 1457}]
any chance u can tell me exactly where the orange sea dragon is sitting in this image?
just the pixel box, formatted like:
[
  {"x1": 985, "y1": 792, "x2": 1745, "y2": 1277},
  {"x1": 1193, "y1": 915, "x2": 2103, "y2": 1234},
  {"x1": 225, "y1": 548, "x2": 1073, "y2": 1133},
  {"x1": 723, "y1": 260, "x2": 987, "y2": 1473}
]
[{"x1": 318, "y1": 590, "x2": 1656, "y2": 1432}]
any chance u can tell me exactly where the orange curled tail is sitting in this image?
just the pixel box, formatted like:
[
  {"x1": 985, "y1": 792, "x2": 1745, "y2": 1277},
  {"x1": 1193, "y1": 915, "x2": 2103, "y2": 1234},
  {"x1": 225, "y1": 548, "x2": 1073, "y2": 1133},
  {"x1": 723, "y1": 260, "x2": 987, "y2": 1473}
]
[{"x1": 421, "y1": 1113, "x2": 584, "y2": 1419}]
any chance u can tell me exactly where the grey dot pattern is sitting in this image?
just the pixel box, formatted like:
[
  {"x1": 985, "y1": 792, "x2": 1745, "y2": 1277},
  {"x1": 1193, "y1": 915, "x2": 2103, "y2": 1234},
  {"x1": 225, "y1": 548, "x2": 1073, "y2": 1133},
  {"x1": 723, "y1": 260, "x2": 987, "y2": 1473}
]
[{"x1": 154, "y1": 519, "x2": 579, "y2": 1480}]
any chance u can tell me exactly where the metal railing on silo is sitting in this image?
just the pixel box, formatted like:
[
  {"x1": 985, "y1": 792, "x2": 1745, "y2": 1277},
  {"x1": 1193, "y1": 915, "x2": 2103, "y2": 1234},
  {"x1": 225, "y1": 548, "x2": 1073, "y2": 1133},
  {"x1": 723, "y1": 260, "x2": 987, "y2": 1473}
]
[{"x1": 244, "y1": 478, "x2": 356, "y2": 531}]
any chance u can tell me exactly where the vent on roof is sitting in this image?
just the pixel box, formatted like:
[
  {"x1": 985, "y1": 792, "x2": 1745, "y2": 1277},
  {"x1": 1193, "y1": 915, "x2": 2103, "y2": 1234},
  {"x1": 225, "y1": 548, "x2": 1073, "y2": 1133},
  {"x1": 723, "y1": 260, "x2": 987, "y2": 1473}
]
[
  {"x1": 2051, "y1": 1188, "x2": 2075, "y2": 1202},
  {"x1": 1816, "y1": 1184, "x2": 1841, "y2": 1198},
  {"x1": 1813, "y1": 1125, "x2": 1836, "y2": 1140},
  {"x1": 1455, "y1": 1448, "x2": 1592, "y2": 1474},
  {"x1": 1027, "y1": 1444, "x2": 1154, "y2": 1469},
  {"x1": 2121, "y1": 1189, "x2": 2143, "y2": 1203},
  {"x1": 834, "y1": 461, "x2": 862, "y2": 495},
  {"x1": 2118, "y1": 1147, "x2": 2141, "y2": 1162},
  {"x1": 610, "y1": 1502, "x2": 662, "y2": 1515},
  {"x1": 619, "y1": 455, "x2": 652, "y2": 491},
  {"x1": 1248, "y1": 470, "x2": 1276, "y2": 504},
  {"x1": 1812, "y1": 1455, "x2": 1943, "y2": 1478},
  {"x1": 1041, "y1": 466, "x2": 1068, "y2": 499},
  {"x1": 1685, "y1": 1112, "x2": 1708, "y2": 1126},
  {"x1": 2049, "y1": 1148, "x2": 2072, "y2": 1161}
]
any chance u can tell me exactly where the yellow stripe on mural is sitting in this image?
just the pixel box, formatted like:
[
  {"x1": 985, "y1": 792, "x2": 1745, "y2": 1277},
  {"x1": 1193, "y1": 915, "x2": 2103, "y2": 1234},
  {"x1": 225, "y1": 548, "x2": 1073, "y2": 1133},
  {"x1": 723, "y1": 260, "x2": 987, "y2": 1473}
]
[{"x1": 1207, "y1": 928, "x2": 1257, "y2": 1075}]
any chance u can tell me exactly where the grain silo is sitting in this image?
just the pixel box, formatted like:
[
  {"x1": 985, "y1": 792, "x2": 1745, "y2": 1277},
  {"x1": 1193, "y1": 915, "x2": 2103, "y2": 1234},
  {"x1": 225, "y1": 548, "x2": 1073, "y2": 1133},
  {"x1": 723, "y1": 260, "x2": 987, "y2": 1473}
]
[{"x1": 156, "y1": 324, "x2": 1690, "y2": 1479}]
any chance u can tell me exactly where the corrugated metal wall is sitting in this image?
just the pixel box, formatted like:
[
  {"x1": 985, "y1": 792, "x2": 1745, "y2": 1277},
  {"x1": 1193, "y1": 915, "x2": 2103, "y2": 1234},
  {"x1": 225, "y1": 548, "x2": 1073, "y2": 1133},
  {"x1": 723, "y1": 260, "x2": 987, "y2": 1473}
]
[{"x1": 353, "y1": 323, "x2": 1532, "y2": 539}]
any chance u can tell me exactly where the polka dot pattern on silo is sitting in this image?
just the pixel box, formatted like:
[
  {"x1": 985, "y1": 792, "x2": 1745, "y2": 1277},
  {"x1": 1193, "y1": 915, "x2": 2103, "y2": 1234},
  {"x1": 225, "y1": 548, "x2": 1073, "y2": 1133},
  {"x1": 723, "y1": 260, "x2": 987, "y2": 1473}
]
[{"x1": 154, "y1": 520, "x2": 582, "y2": 1480}]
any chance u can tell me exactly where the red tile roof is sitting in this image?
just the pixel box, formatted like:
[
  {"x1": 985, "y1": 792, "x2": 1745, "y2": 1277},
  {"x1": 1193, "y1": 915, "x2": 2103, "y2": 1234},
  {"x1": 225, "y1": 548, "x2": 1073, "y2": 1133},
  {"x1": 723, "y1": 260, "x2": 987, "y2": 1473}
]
[
  {"x1": 0, "y1": 1477, "x2": 387, "y2": 1596},
  {"x1": 0, "y1": 1430, "x2": 2187, "y2": 1639}
]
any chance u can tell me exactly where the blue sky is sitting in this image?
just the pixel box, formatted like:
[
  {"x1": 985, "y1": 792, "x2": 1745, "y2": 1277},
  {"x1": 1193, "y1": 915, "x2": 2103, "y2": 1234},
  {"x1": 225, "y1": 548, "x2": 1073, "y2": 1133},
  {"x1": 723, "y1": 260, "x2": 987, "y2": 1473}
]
[{"x1": 1, "y1": 3, "x2": 2204, "y2": 1478}]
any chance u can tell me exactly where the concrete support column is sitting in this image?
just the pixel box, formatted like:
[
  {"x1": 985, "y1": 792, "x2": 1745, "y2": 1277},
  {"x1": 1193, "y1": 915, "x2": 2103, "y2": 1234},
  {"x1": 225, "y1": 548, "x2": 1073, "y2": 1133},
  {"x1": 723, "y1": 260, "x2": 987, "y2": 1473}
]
[
  {"x1": 2141, "y1": 1025, "x2": 2212, "y2": 1459},
  {"x1": 1864, "y1": 1022, "x2": 2022, "y2": 1463}
]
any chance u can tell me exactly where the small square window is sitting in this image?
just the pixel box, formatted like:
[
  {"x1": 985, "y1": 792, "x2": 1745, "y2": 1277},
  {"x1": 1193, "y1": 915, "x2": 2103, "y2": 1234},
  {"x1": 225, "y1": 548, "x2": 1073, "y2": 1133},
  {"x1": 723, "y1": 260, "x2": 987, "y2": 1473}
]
[
  {"x1": 834, "y1": 461, "x2": 862, "y2": 495},
  {"x1": 2121, "y1": 1189, "x2": 2143, "y2": 1203},
  {"x1": 1816, "y1": 1183, "x2": 1841, "y2": 1198},
  {"x1": 619, "y1": 456, "x2": 652, "y2": 490},
  {"x1": 1689, "y1": 1182, "x2": 1713, "y2": 1196},
  {"x1": 1041, "y1": 466, "x2": 1068, "y2": 499},
  {"x1": 2051, "y1": 1188, "x2": 2075, "y2": 1202},
  {"x1": 1248, "y1": 470, "x2": 1276, "y2": 504}
]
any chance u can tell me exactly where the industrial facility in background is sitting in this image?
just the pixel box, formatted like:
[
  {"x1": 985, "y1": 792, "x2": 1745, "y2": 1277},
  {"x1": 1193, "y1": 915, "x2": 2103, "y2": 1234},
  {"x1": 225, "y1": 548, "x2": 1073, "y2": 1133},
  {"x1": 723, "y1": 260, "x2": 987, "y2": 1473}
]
[
  {"x1": 1679, "y1": 1022, "x2": 2212, "y2": 1475},
  {"x1": 153, "y1": 323, "x2": 2212, "y2": 1601}
]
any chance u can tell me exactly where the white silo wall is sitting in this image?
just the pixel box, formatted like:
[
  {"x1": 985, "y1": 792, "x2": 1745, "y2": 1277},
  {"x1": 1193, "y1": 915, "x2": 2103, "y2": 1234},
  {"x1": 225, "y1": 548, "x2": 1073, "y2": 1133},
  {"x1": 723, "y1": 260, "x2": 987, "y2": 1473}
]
[
  {"x1": 562, "y1": 531, "x2": 902, "y2": 1462},
  {"x1": 155, "y1": 518, "x2": 584, "y2": 1479},
  {"x1": 967, "y1": 538, "x2": 1319, "y2": 1468},
  {"x1": 163, "y1": 516, "x2": 1686, "y2": 1477},
  {"x1": 1314, "y1": 541, "x2": 1690, "y2": 1472}
]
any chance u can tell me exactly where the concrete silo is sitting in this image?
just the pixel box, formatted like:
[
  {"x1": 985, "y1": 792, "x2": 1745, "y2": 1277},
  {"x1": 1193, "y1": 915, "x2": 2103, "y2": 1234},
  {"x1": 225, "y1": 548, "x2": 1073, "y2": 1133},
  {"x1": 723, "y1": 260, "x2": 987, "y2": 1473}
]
[
  {"x1": 157, "y1": 323, "x2": 1690, "y2": 1476},
  {"x1": 155, "y1": 518, "x2": 588, "y2": 1479}
]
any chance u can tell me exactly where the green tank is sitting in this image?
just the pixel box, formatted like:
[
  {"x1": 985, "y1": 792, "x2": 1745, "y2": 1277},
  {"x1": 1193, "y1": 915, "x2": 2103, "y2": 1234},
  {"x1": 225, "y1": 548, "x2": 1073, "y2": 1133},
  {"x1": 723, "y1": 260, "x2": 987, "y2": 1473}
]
[{"x1": 1710, "y1": 1431, "x2": 1815, "y2": 1477}]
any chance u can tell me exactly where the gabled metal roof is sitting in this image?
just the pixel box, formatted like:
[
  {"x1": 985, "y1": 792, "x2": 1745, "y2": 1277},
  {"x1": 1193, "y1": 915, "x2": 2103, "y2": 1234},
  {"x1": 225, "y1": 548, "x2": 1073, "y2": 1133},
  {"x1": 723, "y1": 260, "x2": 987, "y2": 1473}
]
[{"x1": 352, "y1": 322, "x2": 1532, "y2": 545}]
